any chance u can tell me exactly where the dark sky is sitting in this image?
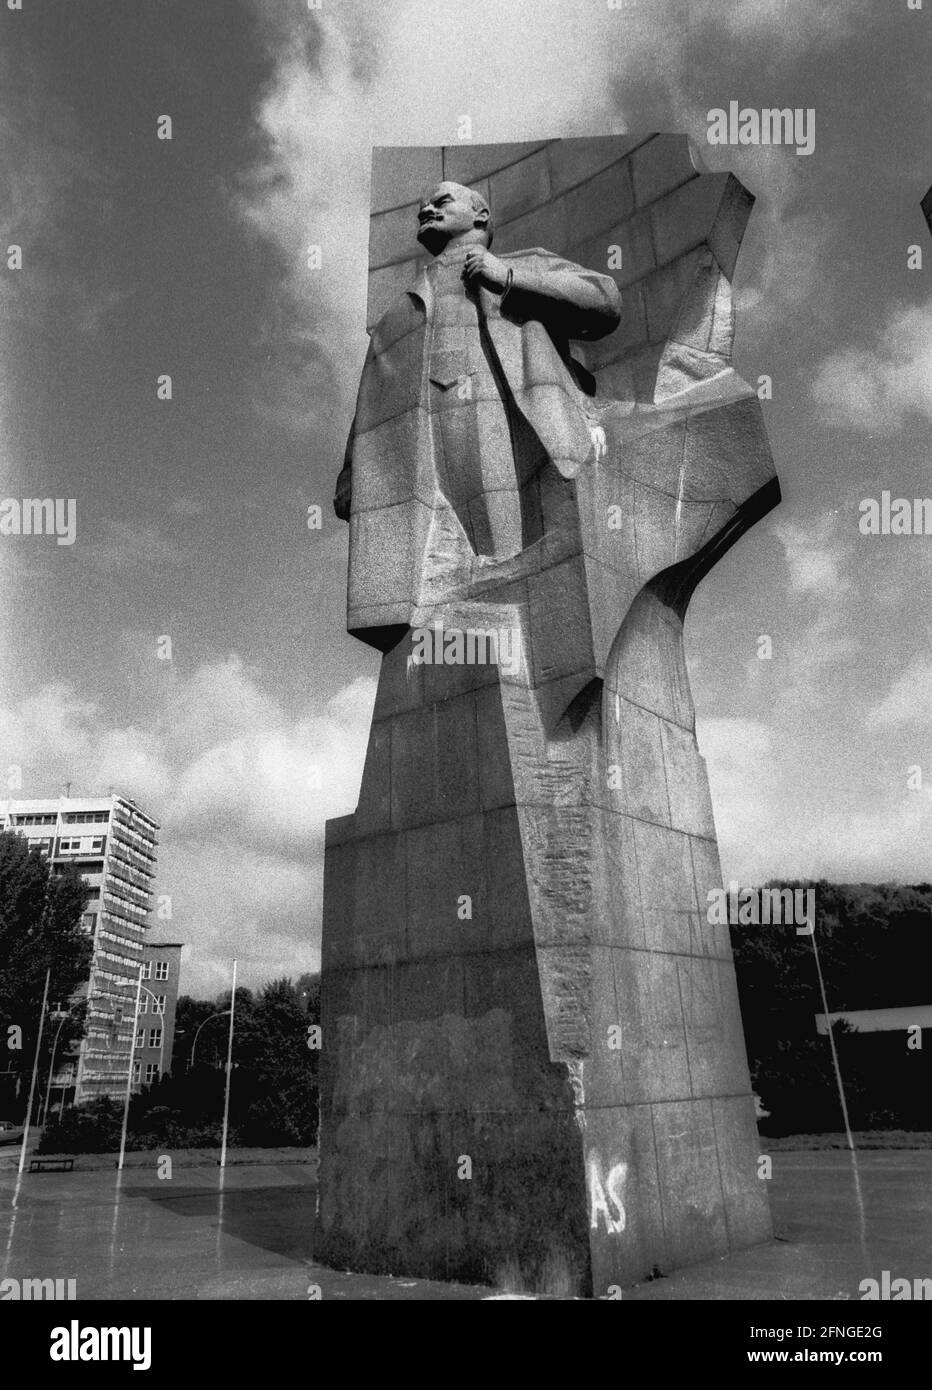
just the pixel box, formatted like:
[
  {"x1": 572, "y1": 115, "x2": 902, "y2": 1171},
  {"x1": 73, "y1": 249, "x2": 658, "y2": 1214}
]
[{"x1": 1, "y1": 0, "x2": 930, "y2": 994}]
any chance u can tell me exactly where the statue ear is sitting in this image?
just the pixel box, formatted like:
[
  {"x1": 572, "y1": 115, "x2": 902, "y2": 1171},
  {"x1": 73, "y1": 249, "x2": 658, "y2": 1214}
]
[{"x1": 474, "y1": 206, "x2": 490, "y2": 234}]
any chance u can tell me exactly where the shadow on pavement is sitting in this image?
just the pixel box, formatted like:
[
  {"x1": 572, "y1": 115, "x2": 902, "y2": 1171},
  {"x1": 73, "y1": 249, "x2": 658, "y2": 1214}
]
[{"x1": 121, "y1": 1183, "x2": 318, "y2": 1261}]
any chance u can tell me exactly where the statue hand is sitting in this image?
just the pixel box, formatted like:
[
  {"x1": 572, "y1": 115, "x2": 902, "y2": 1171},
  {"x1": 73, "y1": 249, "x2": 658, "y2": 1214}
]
[{"x1": 462, "y1": 248, "x2": 510, "y2": 293}]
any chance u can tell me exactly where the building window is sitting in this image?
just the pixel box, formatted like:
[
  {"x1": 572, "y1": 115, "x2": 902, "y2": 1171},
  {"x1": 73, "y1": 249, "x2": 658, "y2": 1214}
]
[
  {"x1": 135, "y1": 1028, "x2": 144, "y2": 1048},
  {"x1": 141, "y1": 962, "x2": 152, "y2": 980},
  {"x1": 132, "y1": 1061, "x2": 141, "y2": 1084},
  {"x1": 148, "y1": 1029, "x2": 162, "y2": 1049},
  {"x1": 144, "y1": 1064, "x2": 159, "y2": 1085},
  {"x1": 81, "y1": 913, "x2": 96, "y2": 933},
  {"x1": 138, "y1": 995, "x2": 147, "y2": 1014},
  {"x1": 155, "y1": 995, "x2": 166, "y2": 1013},
  {"x1": 155, "y1": 961, "x2": 169, "y2": 981},
  {"x1": 59, "y1": 838, "x2": 80, "y2": 852},
  {"x1": 91, "y1": 837, "x2": 104, "y2": 851}
]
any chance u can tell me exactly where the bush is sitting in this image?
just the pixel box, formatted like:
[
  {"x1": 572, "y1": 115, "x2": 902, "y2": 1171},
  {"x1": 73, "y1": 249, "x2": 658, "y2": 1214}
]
[
  {"x1": 37, "y1": 1085, "x2": 317, "y2": 1154},
  {"x1": 37, "y1": 1097, "x2": 123, "y2": 1154},
  {"x1": 37, "y1": 1103, "x2": 227, "y2": 1154}
]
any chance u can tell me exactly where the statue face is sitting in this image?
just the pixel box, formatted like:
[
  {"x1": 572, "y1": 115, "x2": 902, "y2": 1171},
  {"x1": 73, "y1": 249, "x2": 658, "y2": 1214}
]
[{"x1": 416, "y1": 182, "x2": 487, "y2": 252}]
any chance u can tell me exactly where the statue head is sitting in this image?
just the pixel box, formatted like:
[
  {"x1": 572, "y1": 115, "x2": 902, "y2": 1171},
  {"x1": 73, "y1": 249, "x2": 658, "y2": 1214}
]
[{"x1": 416, "y1": 181, "x2": 493, "y2": 255}]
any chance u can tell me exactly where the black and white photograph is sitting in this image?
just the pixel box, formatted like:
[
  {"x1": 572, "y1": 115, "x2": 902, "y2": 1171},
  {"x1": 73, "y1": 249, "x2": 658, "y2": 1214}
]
[{"x1": 1, "y1": 0, "x2": 930, "y2": 1357}]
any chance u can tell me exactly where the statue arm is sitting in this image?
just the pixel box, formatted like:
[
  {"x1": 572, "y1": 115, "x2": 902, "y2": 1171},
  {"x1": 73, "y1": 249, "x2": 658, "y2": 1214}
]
[{"x1": 503, "y1": 253, "x2": 622, "y2": 341}]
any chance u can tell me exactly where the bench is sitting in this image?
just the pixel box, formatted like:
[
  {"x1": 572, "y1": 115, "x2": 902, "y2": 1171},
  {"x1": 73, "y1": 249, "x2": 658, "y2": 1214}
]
[{"x1": 29, "y1": 1157, "x2": 74, "y2": 1173}]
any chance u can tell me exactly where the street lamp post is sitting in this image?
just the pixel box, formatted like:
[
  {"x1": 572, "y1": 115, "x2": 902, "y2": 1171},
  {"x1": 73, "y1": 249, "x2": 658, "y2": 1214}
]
[
  {"x1": 188, "y1": 1010, "x2": 231, "y2": 1070},
  {"x1": 219, "y1": 961, "x2": 238, "y2": 1170},
  {"x1": 117, "y1": 968, "x2": 145, "y2": 1172},
  {"x1": 18, "y1": 969, "x2": 50, "y2": 1175},
  {"x1": 41, "y1": 1006, "x2": 79, "y2": 1126}
]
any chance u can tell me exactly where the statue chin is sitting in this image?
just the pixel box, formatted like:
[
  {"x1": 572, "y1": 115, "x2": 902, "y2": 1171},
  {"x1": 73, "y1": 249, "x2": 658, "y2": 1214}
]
[{"x1": 416, "y1": 226, "x2": 447, "y2": 256}]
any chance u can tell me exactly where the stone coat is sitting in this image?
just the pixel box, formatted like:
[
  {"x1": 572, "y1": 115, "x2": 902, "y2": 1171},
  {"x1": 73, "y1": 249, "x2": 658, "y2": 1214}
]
[{"x1": 341, "y1": 248, "x2": 622, "y2": 641}]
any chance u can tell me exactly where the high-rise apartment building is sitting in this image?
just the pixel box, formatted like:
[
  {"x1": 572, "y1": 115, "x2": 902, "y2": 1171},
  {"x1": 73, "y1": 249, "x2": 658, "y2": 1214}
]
[{"x1": 0, "y1": 793, "x2": 160, "y2": 1104}]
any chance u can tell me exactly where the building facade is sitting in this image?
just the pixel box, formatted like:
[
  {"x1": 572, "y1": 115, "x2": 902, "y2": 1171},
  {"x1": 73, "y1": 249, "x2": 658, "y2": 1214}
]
[
  {"x1": 0, "y1": 794, "x2": 160, "y2": 1105},
  {"x1": 132, "y1": 941, "x2": 184, "y2": 1088}
]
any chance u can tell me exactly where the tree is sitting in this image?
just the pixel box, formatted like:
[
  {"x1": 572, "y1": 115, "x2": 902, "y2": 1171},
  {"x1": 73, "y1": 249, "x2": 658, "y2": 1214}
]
[
  {"x1": 40, "y1": 970, "x2": 321, "y2": 1152},
  {"x1": 296, "y1": 972, "x2": 320, "y2": 1021},
  {"x1": 0, "y1": 832, "x2": 92, "y2": 1114},
  {"x1": 247, "y1": 978, "x2": 318, "y2": 1143},
  {"x1": 732, "y1": 880, "x2": 932, "y2": 1134},
  {"x1": 172, "y1": 995, "x2": 227, "y2": 1074}
]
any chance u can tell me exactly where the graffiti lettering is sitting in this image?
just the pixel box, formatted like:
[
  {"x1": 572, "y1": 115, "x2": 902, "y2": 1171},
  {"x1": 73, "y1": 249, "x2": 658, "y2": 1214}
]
[{"x1": 587, "y1": 1152, "x2": 627, "y2": 1235}]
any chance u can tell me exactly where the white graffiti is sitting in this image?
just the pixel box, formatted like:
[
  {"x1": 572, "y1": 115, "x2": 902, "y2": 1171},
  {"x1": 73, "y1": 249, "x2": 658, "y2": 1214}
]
[{"x1": 587, "y1": 1151, "x2": 627, "y2": 1235}]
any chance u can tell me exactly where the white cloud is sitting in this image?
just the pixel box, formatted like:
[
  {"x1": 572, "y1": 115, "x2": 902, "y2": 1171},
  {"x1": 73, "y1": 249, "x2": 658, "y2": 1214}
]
[
  {"x1": 763, "y1": 510, "x2": 864, "y2": 714},
  {"x1": 92, "y1": 728, "x2": 173, "y2": 804},
  {"x1": 811, "y1": 300, "x2": 932, "y2": 430},
  {"x1": 791, "y1": 787, "x2": 932, "y2": 883},
  {"x1": 0, "y1": 685, "x2": 169, "y2": 805},
  {"x1": 161, "y1": 656, "x2": 283, "y2": 761},
  {"x1": 866, "y1": 660, "x2": 932, "y2": 727},
  {"x1": 233, "y1": 0, "x2": 629, "y2": 424},
  {"x1": 746, "y1": 204, "x2": 832, "y2": 318},
  {"x1": 0, "y1": 659, "x2": 376, "y2": 996},
  {"x1": 160, "y1": 840, "x2": 323, "y2": 995},
  {"x1": 706, "y1": 0, "x2": 873, "y2": 49},
  {"x1": 698, "y1": 712, "x2": 932, "y2": 885},
  {"x1": 170, "y1": 680, "x2": 373, "y2": 851},
  {"x1": 771, "y1": 511, "x2": 849, "y2": 594},
  {"x1": 697, "y1": 715, "x2": 787, "y2": 882}
]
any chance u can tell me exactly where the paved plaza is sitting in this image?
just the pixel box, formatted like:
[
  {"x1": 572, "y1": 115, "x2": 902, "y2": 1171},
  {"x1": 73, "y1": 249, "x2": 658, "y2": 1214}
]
[{"x1": 1, "y1": 1148, "x2": 930, "y2": 1300}]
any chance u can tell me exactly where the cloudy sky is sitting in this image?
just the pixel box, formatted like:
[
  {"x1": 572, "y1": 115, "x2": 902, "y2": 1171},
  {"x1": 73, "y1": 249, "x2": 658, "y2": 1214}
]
[{"x1": 1, "y1": 0, "x2": 930, "y2": 995}]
